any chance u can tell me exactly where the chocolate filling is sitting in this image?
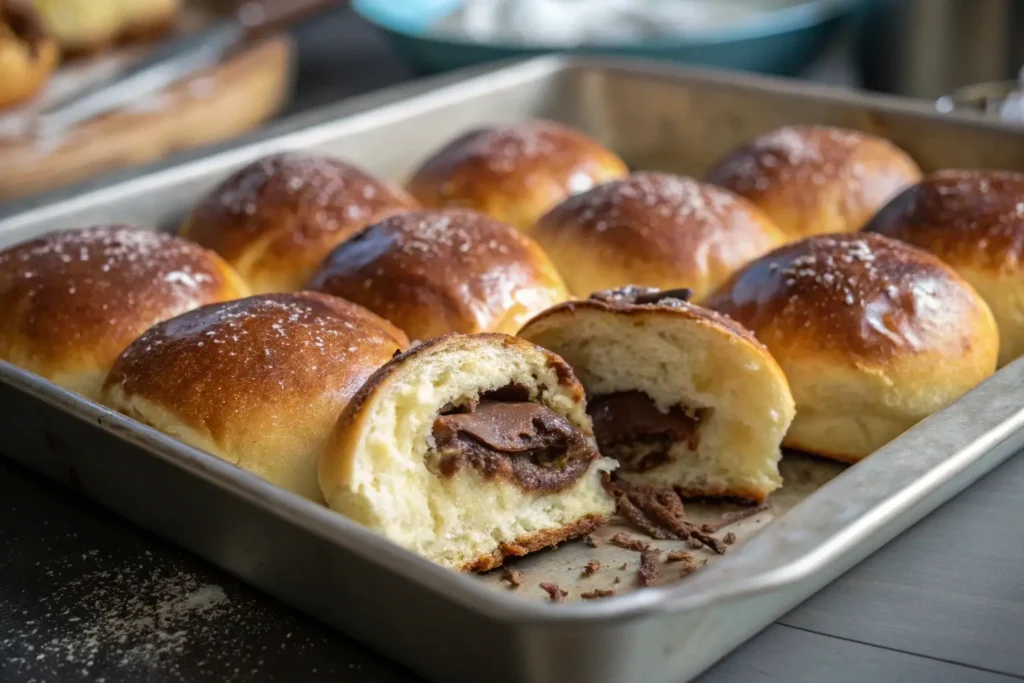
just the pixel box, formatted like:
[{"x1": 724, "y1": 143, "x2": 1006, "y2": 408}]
[
  {"x1": 587, "y1": 391, "x2": 708, "y2": 472},
  {"x1": 429, "y1": 385, "x2": 598, "y2": 493}
]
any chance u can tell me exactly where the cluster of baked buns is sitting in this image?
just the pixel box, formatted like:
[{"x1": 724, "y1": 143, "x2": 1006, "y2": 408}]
[
  {"x1": 1, "y1": 117, "x2": 1011, "y2": 573},
  {"x1": 0, "y1": 0, "x2": 181, "y2": 110}
]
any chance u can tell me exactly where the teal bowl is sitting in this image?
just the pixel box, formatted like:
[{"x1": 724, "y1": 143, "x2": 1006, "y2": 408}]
[{"x1": 353, "y1": 0, "x2": 859, "y2": 77}]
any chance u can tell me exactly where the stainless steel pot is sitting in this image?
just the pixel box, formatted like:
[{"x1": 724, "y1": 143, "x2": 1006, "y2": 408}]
[{"x1": 856, "y1": 0, "x2": 1024, "y2": 99}]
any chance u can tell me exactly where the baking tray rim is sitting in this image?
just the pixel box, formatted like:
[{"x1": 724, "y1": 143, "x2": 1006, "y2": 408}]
[{"x1": 3, "y1": 54, "x2": 1024, "y2": 625}]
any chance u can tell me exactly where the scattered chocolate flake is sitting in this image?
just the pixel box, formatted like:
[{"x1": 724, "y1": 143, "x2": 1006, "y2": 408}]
[
  {"x1": 666, "y1": 551, "x2": 692, "y2": 563},
  {"x1": 540, "y1": 583, "x2": 567, "y2": 603},
  {"x1": 637, "y1": 549, "x2": 662, "y2": 586},
  {"x1": 619, "y1": 563, "x2": 628, "y2": 571},
  {"x1": 581, "y1": 589, "x2": 616, "y2": 600},
  {"x1": 617, "y1": 495, "x2": 672, "y2": 540},
  {"x1": 724, "y1": 532, "x2": 737, "y2": 546},
  {"x1": 610, "y1": 533, "x2": 650, "y2": 552},
  {"x1": 613, "y1": 576, "x2": 621, "y2": 585},
  {"x1": 687, "y1": 538, "x2": 705, "y2": 550},
  {"x1": 583, "y1": 560, "x2": 601, "y2": 577},
  {"x1": 702, "y1": 503, "x2": 771, "y2": 533},
  {"x1": 583, "y1": 534, "x2": 601, "y2": 548},
  {"x1": 691, "y1": 529, "x2": 728, "y2": 555},
  {"x1": 502, "y1": 566, "x2": 522, "y2": 588}
]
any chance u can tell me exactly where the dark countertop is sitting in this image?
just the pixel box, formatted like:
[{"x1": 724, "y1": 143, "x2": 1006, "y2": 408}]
[{"x1": 2, "y1": 8, "x2": 1023, "y2": 683}]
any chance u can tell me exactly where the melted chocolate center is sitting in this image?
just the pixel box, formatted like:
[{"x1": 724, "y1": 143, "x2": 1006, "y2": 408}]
[
  {"x1": 429, "y1": 386, "x2": 597, "y2": 493},
  {"x1": 587, "y1": 391, "x2": 707, "y2": 472}
]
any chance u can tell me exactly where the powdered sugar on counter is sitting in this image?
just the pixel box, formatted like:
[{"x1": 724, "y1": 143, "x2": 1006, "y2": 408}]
[{"x1": 431, "y1": 0, "x2": 795, "y2": 46}]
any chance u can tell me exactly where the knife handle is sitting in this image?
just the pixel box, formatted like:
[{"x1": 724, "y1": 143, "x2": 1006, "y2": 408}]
[{"x1": 237, "y1": 0, "x2": 344, "y2": 41}]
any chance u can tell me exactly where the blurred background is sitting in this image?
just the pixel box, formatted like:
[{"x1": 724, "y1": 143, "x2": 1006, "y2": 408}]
[{"x1": 2, "y1": 0, "x2": 1024, "y2": 205}]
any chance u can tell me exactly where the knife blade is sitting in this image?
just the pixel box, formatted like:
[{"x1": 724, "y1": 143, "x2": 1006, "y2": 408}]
[{"x1": 35, "y1": 0, "x2": 341, "y2": 136}]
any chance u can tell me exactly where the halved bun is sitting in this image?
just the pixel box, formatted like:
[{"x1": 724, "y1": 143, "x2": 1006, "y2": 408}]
[
  {"x1": 518, "y1": 287, "x2": 794, "y2": 502},
  {"x1": 320, "y1": 333, "x2": 616, "y2": 571}
]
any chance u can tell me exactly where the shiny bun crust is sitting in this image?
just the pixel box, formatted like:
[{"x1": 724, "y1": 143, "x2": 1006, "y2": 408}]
[
  {"x1": 707, "y1": 125, "x2": 922, "y2": 239},
  {"x1": 103, "y1": 292, "x2": 408, "y2": 503},
  {"x1": 532, "y1": 172, "x2": 787, "y2": 300},
  {"x1": 33, "y1": 0, "x2": 179, "y2": 53},
  {"x1": 705, "y1": 233, "x2": 998, "y2": 462},
  {"x1": 181, "y1": 154, "x2": 418, "y2": 294},
  {"x1": 0, "y1": 0, "x2": 59, "y2": 109},
  {"x1": 320, "y1": 333, "x2": 615, "y2": 571},
  {"x1": 518, "y1": 287, "x2": 794, "y2": 502},
  {"x1": 406, "y1": 120, "x2": 629, "y2": 232},
  {"x1": 308, "y1": 209, "x2": 569, "y2": 341},
  {"x1": 864, "y1": 169, "x2": 1024, "y2": 368},
  {"x1": 0, "y1": 226, "x2": 248, "y2": 401}
]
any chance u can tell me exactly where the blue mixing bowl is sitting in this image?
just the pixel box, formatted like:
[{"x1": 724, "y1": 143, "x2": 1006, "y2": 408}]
[{"x1": 353, "y1": 0, "x2": 859, "y2": 76}]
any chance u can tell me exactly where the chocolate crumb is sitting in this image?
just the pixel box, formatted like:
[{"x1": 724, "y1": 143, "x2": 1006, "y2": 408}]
[
  {"x1": 702, "y1": 503, "x2": 771, "y2": 533},
  {"x1": 620, "y1": 563, "x2": 628, "y2": 571},
  {"x1": 502, "y1": 566, "x2": 522, "y2": 588},
  {"x1": 540, "y1": 583, "x2": 567, "y2": 603},
  {"x1": 613, "y1": 576, "x2": 621, "y2": 584},
  {"x1": 581, "y1": 589, "x2": 616, "y2": 600},
  {"x1": 583, "y1": 534, "x2": 601, "y2": 548},
  {"x1": 617, "y1": 495, "x2": 673, "y2": 540},
  {"x1": 666, "y1": 551, "x2": 692, "y2": 563},
  {"x1": 691, "y1": 529, "x2": 728, "y2": 555},
  {"x1": 611, "y1": 532, "x2": 650, "y2": 552},
  {"x1": 687, "y1": 538, "x2": 704, "y2": 550},
  {"x1": 637, "y1": 549, "x2": 662, "y2": 586},
  {"x1": 583, "y1": 560, "x2": 601, "y2": 577},
  {"x1": 724, "y1": 532, "x2": 737, "y2": 546}
]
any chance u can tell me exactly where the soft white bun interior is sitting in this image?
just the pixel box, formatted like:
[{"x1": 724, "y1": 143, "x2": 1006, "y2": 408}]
[
  {"x1": 321, "y1": 335, "x2": 616, "y2": 571},
  {"x1": 519, "y1": 305, "x2": 795, "y2": 501}
]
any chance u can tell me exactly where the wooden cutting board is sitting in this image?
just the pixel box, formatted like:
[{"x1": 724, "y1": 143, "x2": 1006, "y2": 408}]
[{"x1": 0, "y1": 24, "x2": 293, "y2": 203}]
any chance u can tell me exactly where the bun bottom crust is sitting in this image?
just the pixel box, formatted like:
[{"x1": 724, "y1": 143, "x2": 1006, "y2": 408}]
[{"x1": 463, "y1": 513, "x2": 608, "y2": 573}]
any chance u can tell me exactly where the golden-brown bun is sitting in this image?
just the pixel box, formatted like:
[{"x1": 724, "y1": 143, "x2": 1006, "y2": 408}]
[
  {"x1": 0, "y1": 1, "x2": 59, "y2": 109},
  {"x1": 532, "y1": 172, "x2": 788, "y2": 300},
  {"x1": 33, "y1": 0, "x2": 180, "y2": 54},
  {"x1": 180, "y1": 154, "x2": 418, "y2": 294},
  {"x1": 519, "y1": 286, "x2": 794, "y2": 502},
  {"x1": 864, "y1": 169, "x2": 1024, "y2": 368},
  {"x1": 103, "y1": 292, "x2": 408, "y2": 503},
  {"x1": 704, "y1": 233, "x2": 998, "y2": 462},
  {"x1": 406, "y1": 120, "x2": 629, "y2": 232},
  {"x1": 308, "y1": 208, "x2": 569, "y2": 341},
  {"x1": 706, "y1": 125, "x2": 922, "y2": 240},
  {"x1": 320, "y1": 332, "x2": 615, "y2": 571},
  {"x1": 0, "y1": 226, "x2": 248, "y2": 401}
]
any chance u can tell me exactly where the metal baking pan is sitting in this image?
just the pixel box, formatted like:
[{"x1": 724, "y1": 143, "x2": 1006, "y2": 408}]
[{"x1": 3, "y1": 56, "x2": 1024, "y2": 683}]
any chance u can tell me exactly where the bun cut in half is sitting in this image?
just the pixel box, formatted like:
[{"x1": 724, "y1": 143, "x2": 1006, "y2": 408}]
[
  {"x1": 181, "y1": 154, "x2": 417, "y2": 294},
  {"x1": 864, "y1": 169, "x2": 1024, "y2": 368},
  {"x1": 0, "y1": 226, "x2": 248, "y2": 401},
  {"x1": 406, "y1": 120, "x2": 628, "y2": 232},
  {"x1": 104, "y1": 292, "x2": 408, "y2": 502},
  {"x1": 705, "y1": 233, "x2": 998, "y2": 462},
  {"x1": 320, "y1": 333, "x2": 616, "y2": 571},
  {"x1": 707, "y1": 125, "x2": 922, "y2": 239},
  {"x1": 518, "y1": 287, "x2": 794, "y2": 502},
  {"x1": 532, "y1": 172, "x2": 787, "y2": 300},
  {"x1": 309, "y1": 209, "x2": 568, "y2": 342}
]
